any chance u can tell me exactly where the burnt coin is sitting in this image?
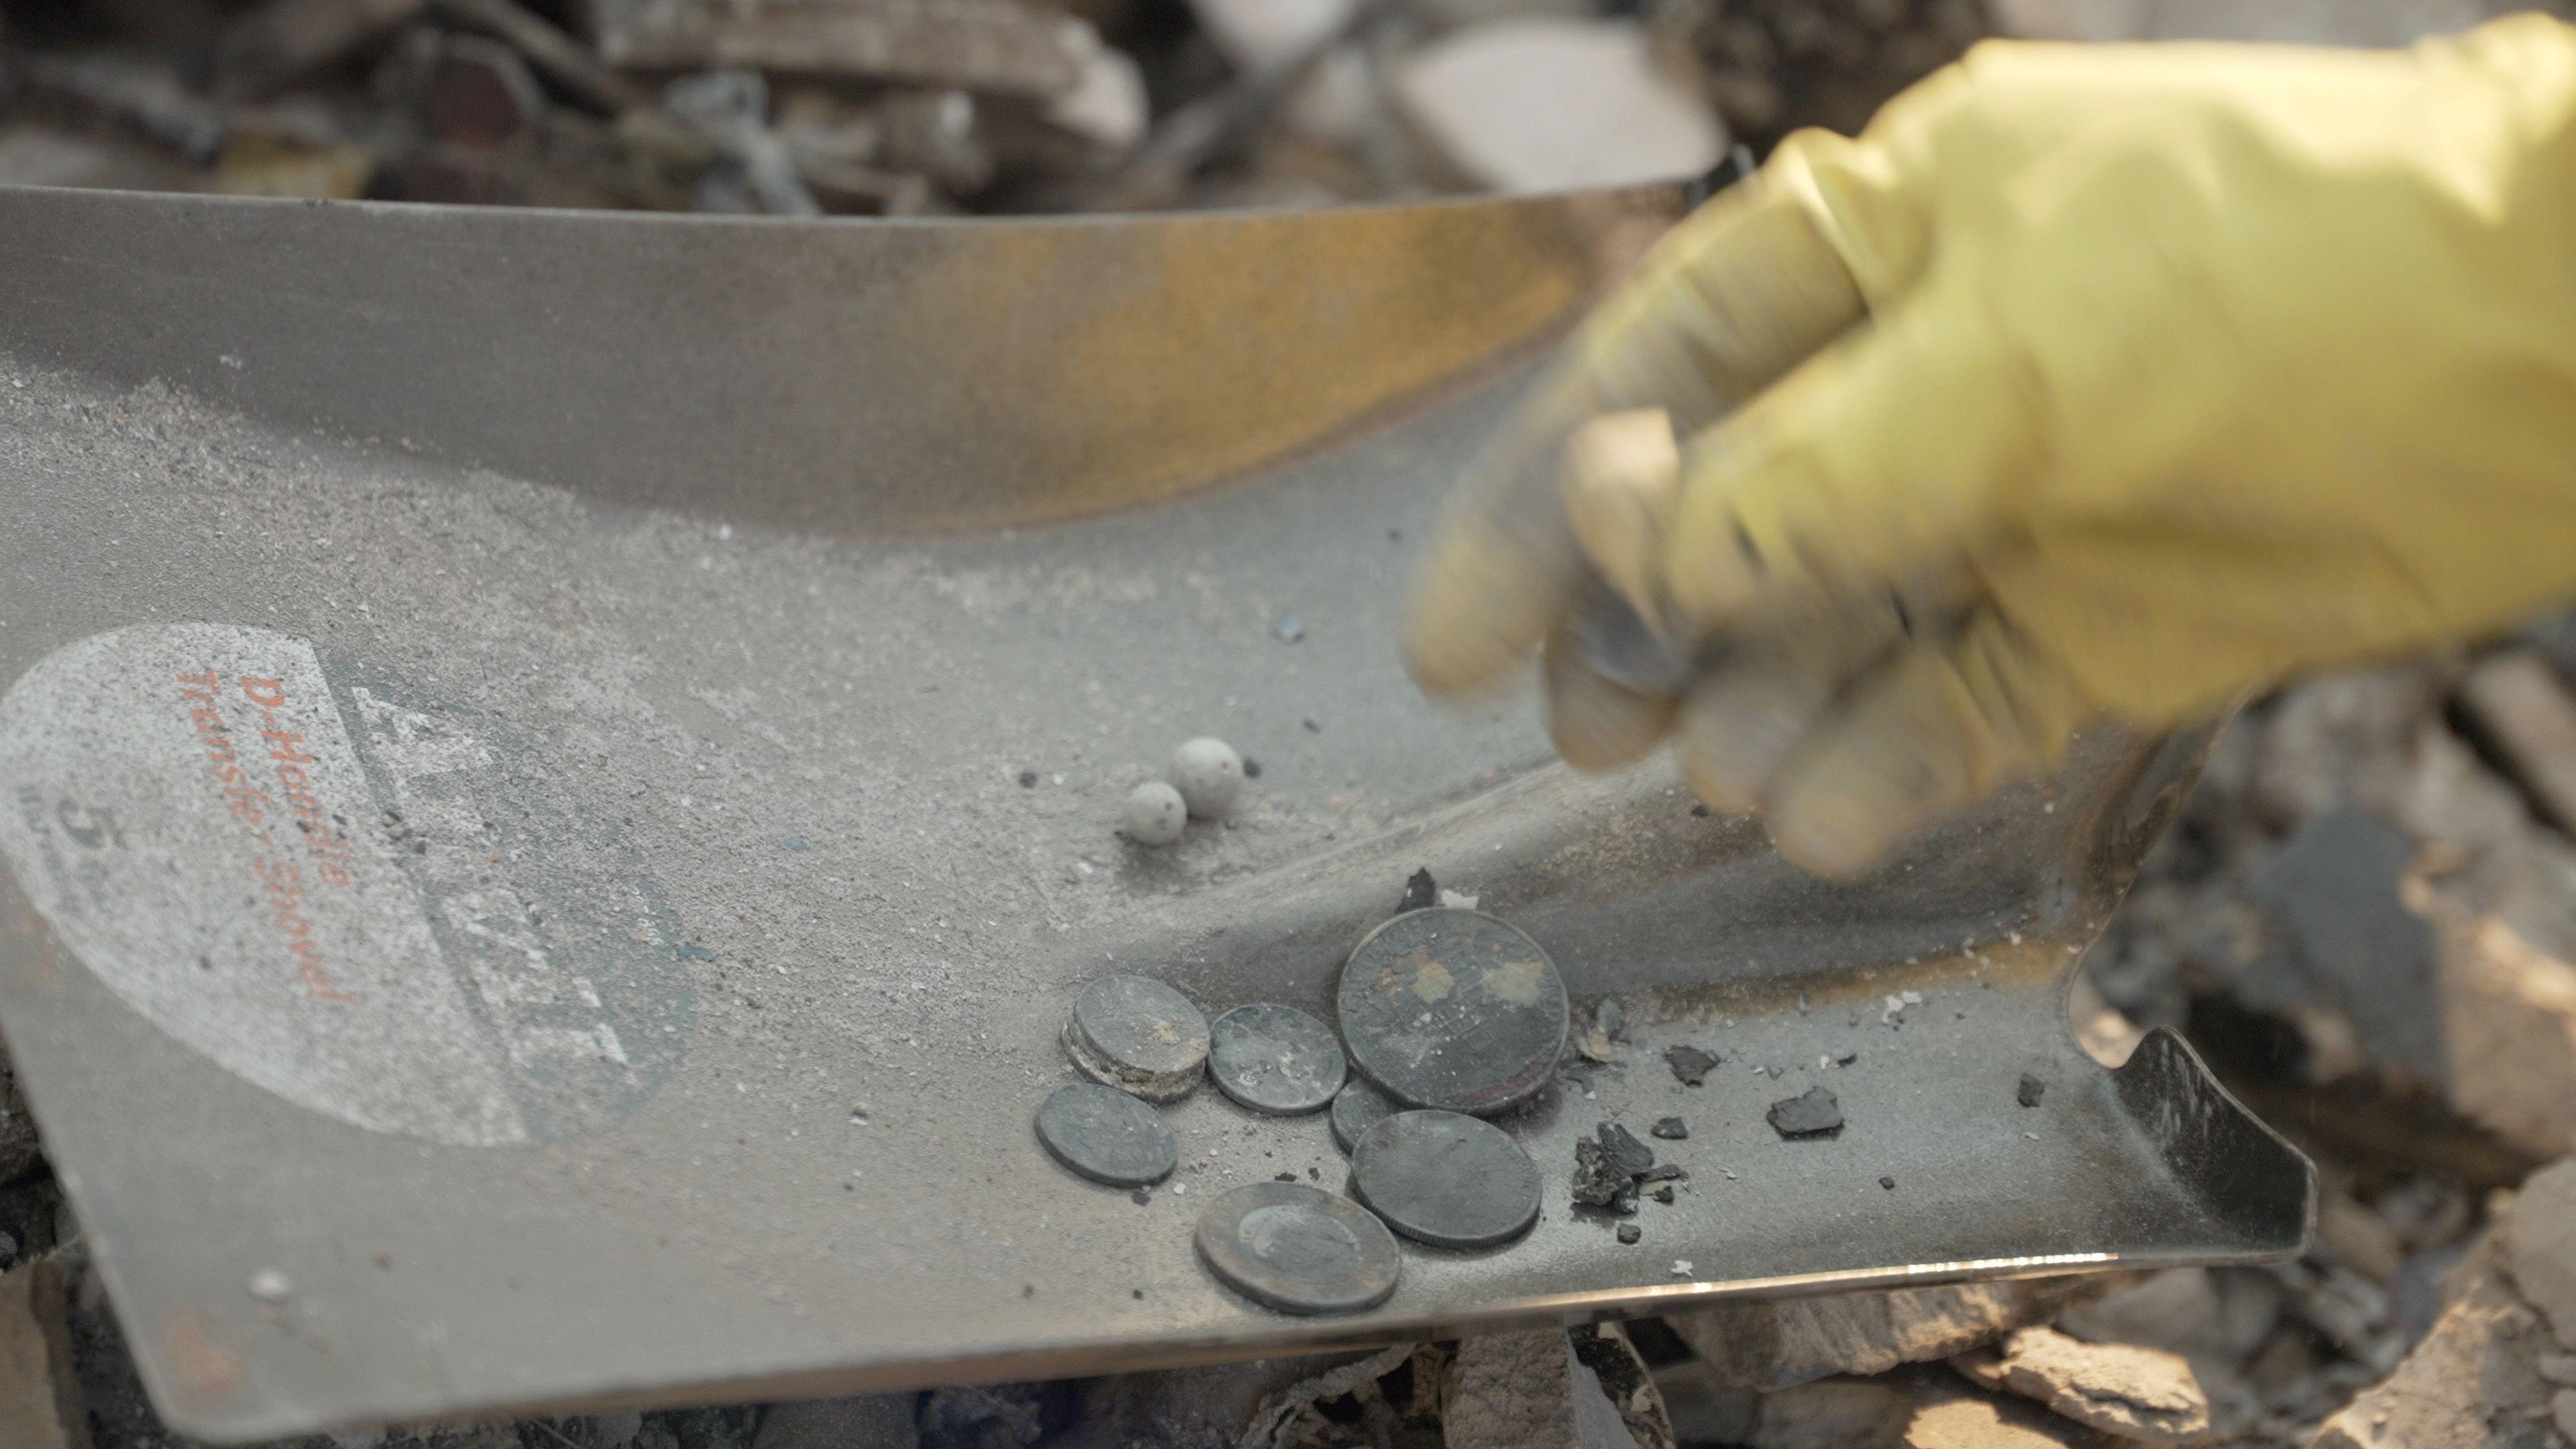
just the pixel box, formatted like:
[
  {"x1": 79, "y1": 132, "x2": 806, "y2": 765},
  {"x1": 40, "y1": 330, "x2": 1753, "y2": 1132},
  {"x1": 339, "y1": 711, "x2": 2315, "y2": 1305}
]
[
  {"x1": 1338, "y1": 908, "x2": 1566, "y2": 1115},
  {"x1": 1331, "y1": 1077, "x2": 1398, "y2": 1154},
  {"x1": 1195, "y1": 1181, "x2": 1401, "y2": 1315},
  {"x1": 1063, "y1": 973, "x2": 1210, "y2": 1103},
  {"x1": 1035, "y1": 1083, "x2": 1177, "y2": 1187},
  {"x1": 1348, "y1": 1110, "x2": 1542, "y2": 1249},
  {"x1": 1208, "y1": 1003, "x2": 1346, "y2": 1115}
]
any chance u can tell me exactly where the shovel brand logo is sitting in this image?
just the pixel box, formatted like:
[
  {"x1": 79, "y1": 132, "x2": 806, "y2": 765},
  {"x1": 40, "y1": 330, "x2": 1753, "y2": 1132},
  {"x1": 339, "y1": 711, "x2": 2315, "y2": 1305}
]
[{"x1": 0, "y1": 624, "x2": 690, "y2": 1146}]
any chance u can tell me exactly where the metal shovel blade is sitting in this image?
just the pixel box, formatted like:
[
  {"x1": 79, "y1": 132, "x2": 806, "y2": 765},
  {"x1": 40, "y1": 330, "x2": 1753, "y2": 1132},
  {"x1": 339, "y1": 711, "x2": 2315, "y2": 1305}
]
[{"x1": 0, "y1": 182, "x2": 2311, "y2": 1442}]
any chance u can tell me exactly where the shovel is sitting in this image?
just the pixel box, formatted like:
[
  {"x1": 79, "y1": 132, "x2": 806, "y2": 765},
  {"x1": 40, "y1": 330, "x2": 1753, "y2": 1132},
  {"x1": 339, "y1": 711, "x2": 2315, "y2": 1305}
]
[{"x1": 0, "y1": 178, "x2": 2310, "y2": 1442}]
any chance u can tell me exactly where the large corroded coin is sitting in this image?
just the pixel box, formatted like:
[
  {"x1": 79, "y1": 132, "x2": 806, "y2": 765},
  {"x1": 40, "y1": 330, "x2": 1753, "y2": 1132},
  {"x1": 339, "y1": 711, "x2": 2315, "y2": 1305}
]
[
  {"x1": 1063, "y1": 973, "x2": 1210, "y2": 1102},
  {"x1": 1337, "y1": 908, "x2": 1566, "y2": 1114},
  {"x1": 1034, "y1": 1083, "x2": 1177, "y2": 1187},
  {"x1": 1348, "y1": 1110, "x2": 1541, "y2": 1249},
  {"x1": 1195, "y1": 1181, "x2": 1401, "y2": 1315},
  {"x1": 1207, "y1": 1002, "x2": 1346, "y2": 1116}
]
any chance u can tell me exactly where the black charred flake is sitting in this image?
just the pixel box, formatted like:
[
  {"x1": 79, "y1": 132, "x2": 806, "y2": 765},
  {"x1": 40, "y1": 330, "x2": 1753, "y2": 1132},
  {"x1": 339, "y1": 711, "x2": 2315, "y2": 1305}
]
[
  {"x1": 1766, "y1": 1085, "x2": 1843, "y2": 1140},
  {"x1": 1572, "y1": 1123, "x2": 1657, "y2": 1214},
  {"x1": 1597, "y1": 1122, "x2": 1654, "y2": 1177},
  {"x1": 1572, "y1": 1140, "x2": 1628, "y2": 1211},
  {"x1": 1397, "y1": 867, "x2": 1438, "y2": 914},
  {"x1": 1664, "y1": 1044, "x2": 1719, "y2": 1086}
]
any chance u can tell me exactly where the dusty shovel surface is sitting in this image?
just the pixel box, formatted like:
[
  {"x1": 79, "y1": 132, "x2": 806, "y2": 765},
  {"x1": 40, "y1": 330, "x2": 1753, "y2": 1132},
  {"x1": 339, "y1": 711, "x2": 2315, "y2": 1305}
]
[{"x1": 0, "y1": 179, "x2": 2307, "y2": 1444}]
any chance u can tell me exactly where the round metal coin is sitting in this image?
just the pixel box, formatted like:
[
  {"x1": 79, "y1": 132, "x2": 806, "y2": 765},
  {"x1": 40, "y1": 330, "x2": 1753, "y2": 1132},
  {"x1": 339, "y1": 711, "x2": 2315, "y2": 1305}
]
[
  {"x1": 1063, "y1": 973, "x2": 1210, "y2": 1103},
  {"x1": 1207, "y1": 1002, "x2": 1346, "y2": 1115},
  {"x1": 1195, "y1": 1181, "x2": 1401, "y2": 1315},
  {"x1": 1034, "y1": 1083, "x2": 1177, "y2": 1187},
  {"x1": 1337, "y1": 908, "x2": 1567, "y2": 1114},
  {"x1": 1348, "y1": 1110, "x2": 1542, "y2": 1249},
  {"x1": 1330, "y1": 1077, "x2": 1397, "y2": 1155}
]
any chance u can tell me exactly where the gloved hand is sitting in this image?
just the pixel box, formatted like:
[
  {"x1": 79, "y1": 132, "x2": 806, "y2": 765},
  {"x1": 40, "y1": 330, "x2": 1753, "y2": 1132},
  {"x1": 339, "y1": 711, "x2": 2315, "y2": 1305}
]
[{"x1": 1403, "y1": 15, "x2": 2576, "y2": 877}]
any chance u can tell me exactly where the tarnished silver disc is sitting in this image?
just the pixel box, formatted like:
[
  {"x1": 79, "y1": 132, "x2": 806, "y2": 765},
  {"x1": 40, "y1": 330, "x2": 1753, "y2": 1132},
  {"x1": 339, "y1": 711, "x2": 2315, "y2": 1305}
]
[
  {"x1": 1337, "y1": 908, "x2": 1566, "y2": 1114},
  {"x1": 1348, "y1": 1110, "x2": 1542, "y2": 1249},
  {"x1": 1063, "y1": 973, "x2": 1210, "y2": 1103},
  {"x1": 1330, "y1": 1077, "x2": 1397, "y2": 1155},
  {"x1": 1207, "y1": 1002, "x2": 1346, "y2": 1116},
  {"x1": 1034, "y1": 1083, "x2": 1177, "y2": 1187},
  {"x1": 1195, "y1": 1181, "x2": 1401, "y2": 1315}
]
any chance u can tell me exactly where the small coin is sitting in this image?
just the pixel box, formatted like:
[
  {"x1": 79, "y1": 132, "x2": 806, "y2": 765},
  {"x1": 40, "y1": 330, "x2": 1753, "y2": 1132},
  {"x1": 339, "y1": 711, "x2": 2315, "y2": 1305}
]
[
  {"x1": 1338, "y1": 908, "x2": 1566, "y2": 1115},
  {"x1": 1330, "y1": 1077, "x2": 1397, "y2": 1155},
  {"x1": 1195, "y1": 1181, "x2": 1401, "y2": 1315},
  {"x1": 1064, "y1": 973, "x2": 1210, "y2": 1103},
  {"x1": 1035, "y1": 1083, "x2": 1177, "y2": 1187},
  {"x1": 1208, "y1": 1002, "x2": 1346, "y2": 1115},
  {"x1": 1348, "y1": 1110, "x2": 1542, "y2": 1249}
]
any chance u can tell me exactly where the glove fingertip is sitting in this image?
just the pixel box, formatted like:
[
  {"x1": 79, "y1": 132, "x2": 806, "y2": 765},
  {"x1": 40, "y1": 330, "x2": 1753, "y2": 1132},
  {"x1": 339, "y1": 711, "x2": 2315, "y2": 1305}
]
[
  {"x1": 1677, "y1": 694, "x2": 1792, "y2": 816},
  {"x1": 1542, "y1": 643, "x2": 1677, "y2": 770},
  {"x1": 1682, "y1": 759, "x2": 1761, "y2": 817},
  {"x1": 1401, "y1": 531, "x2": 1566, "y2": 696},
  {"x1": 1764, "y1": 777, "x2": 1904, "y2": 880}
]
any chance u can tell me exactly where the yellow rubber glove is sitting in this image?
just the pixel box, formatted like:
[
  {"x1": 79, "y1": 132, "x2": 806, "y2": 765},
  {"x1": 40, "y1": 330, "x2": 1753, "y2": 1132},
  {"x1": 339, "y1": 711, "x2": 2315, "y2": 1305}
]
[{"x1": 1403, "y1": 15, "x2": 2576, "y2": 877}]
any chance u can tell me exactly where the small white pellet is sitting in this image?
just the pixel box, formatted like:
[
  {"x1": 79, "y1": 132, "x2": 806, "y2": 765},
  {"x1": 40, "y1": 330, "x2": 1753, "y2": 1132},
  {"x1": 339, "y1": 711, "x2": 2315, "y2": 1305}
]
[
  {"x1": 1166, "y1": 737, "x2": 1243, "y2": 818},
  {"x1": 1124, "y1": 781, "x2": 1187, "y2": 845}
]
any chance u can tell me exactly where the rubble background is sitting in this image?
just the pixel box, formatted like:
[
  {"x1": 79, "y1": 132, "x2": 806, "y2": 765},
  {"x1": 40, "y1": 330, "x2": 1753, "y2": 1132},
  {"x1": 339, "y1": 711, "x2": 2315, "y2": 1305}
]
[
  {"x1": 0, "y1": 0, "x2": 1931, "y2": 214},
  {"x1": 10, "y1": 0, "x2": 2576, "y2": 1446}
]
